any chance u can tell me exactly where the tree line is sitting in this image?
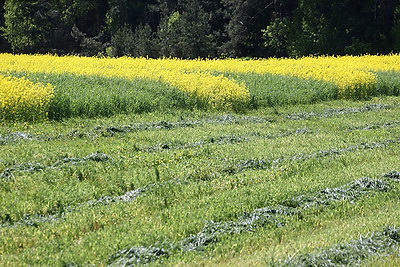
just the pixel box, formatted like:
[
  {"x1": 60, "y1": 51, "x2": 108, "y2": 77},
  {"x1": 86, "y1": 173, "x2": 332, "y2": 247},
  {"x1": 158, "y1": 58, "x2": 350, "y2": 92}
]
[{"x1": 0, "y1": 0, "x2": 399, "y2": 58}]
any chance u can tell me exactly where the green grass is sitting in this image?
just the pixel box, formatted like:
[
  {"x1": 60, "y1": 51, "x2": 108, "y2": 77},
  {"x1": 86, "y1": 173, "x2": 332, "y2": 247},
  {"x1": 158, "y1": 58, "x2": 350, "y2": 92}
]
[
  {"x1": 375, "y1": 71, "x2": 400, "y2": 97},
  {"x1": 2, "y1": 72, "x2": 198, "y2": 120},
  {"x1": 1, "y1": 94, "x2": 399, "y2": 265},
  {"x1": 222, "y1": 72, "x2": 338, "y2": 107}
]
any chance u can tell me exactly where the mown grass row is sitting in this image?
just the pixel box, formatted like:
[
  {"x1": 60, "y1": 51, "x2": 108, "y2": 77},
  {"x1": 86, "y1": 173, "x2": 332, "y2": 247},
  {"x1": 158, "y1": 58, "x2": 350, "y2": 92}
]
[
  {"x1": 0, "y1": 98, "x2": 399, "y2": 216},
  {"x1": 108, "y1": 175, "x2": 399, "y2": 266},
  {"x1": 278, "y1": 225, "x2": 399, "y2": 266},
  {"x1": 2, "y1": 134, "x2": 399, "y2": 227},
  {"x1": 0, "y1": 97, "x2": 399, "y2": 265}
]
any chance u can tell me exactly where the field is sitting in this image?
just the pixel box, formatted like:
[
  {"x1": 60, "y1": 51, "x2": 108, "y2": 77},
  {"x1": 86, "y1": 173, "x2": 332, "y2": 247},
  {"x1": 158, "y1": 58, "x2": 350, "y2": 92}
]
[{"x1": 0, "y1": 54, "x2": 399, "y2": 266}]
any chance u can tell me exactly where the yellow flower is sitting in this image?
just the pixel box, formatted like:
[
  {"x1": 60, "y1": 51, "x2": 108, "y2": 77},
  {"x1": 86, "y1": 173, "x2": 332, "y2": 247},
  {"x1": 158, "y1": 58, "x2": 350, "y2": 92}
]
[
  {"x1": 1, "y1": 53, "x2": 399, "y2": 111},
  {"x1": 0, "y1": 74, "x2": 54, "y2": 121}
]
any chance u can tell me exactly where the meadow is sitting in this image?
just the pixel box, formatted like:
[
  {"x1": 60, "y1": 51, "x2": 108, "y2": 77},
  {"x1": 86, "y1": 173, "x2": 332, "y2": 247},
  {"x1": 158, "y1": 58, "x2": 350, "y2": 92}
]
[{"x1": 0, "y1": 54, "x2": 399, "y2": 266}]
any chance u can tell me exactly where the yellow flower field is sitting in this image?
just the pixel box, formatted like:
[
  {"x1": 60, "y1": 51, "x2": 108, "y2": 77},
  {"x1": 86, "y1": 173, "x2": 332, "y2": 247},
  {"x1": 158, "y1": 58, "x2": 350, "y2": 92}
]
[
  {"x1": 0, "y1": 53, "x2": 399, "y2": 121},
  {"x1": 0, "y1": 54, "x2": 250, "y2": 110},
  {"x1": 0, "y1": 74, "x2": 54, "y2": 121}
]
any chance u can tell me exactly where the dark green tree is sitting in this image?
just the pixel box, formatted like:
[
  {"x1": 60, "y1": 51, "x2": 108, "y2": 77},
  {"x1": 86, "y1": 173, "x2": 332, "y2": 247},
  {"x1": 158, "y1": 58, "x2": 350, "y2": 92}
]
[
  {"x1": 1, "y1": 0, "x2": 399, "y2": 57},
  {"x1": 286, "y1": 0, "x2": 399, "y2": 56},
  {"x1": 0, "y1": 0, "x2": 9, "y2": 51},
  {"x1": 262, "y1": 17, "x2": 291, "y2": 57},
  {"x1": 287, "y1": 0, "x2": 345, "y2": 56},
  {"x1": 1, "y1": 0, "x2": 109, "y2": 54},
  {"x1": 61, "y1": 0, "x2": 109, "y2": 55},
  {"x1": 392, "y1": 2, "x2": 400, "y2": 51},
  {"x1": 221, "y1": 0, "x2": 276, "y2": 57},
  {"x1": 157, "y1": 0, "x2": 217, "y2": 58},
  {"x1": 106, "y1": 0, "x2": 159, "y2": 58},
  {"x1": 106, "y1": 0, "x2": 158, "y2": 32},
  {"x1": 376, "y1": 0, "x2": 395, "y2": 32},
  {"x1": 2, "y1": 0, "x2": 46, "y2": 52},
  {"x1": 261, "y1": 0, "x2": 297, "y2": 57},
  {"x1": 108, "y1": 23, "x2": 159, "y2": 58}
]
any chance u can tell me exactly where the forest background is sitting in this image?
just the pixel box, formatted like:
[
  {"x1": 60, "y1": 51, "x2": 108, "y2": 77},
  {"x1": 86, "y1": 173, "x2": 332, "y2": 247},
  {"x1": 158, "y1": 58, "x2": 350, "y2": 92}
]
[{"x1": 0, "y1": 0, "x2": 399, "y2": 59}]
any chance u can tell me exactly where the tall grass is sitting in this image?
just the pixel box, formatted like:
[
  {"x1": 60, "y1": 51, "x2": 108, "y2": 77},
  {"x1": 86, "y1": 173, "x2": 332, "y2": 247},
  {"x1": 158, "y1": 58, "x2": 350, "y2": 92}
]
[
  {"x1": 5, "y1": 72, "x2": 197, "y2": 120},
  {"x1": 221, "y1": 72, "x2": 338, "y2": 108},
  {"x1": 375, "y1": 71, "x2": 400, "y2": 96}
]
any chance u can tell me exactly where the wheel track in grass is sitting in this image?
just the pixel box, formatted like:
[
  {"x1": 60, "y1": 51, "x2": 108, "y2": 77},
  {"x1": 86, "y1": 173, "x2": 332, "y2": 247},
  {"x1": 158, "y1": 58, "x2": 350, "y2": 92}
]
[
  {"x1": 0, "y1": 103, "x2": 397, "y2": 146},
  {"x1": 4, "y1": 118, "x2": 398, "y2": 155},
  {"x1": 107, "y1": 172, "x2": 400, "y2": 266},
  {"x1": 95, "y1": 103, "x2": 393, "y2": 136},
  {"x1": 1, "y1": 138, "x2": 399, "y2": 228},
  {"x1": 143, "y1": 120, "x2": 399, "y2": 153}
]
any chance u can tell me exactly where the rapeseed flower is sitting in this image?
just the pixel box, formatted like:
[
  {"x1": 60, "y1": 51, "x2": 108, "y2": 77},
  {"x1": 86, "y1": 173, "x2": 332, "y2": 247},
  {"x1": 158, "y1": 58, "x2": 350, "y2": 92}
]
[
  {"x1": 1, "y1": 53, "x2": 399, "y2": 111},
  {"x1": 0, "y1": 74, "x2": 54, "y2": 121}
]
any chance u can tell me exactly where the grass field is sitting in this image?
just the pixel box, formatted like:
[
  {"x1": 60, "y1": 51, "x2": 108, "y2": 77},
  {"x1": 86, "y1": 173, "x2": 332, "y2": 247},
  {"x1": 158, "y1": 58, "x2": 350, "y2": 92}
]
[{"x1": 0, "y1": 54, "x2": 399, "y2": 266}]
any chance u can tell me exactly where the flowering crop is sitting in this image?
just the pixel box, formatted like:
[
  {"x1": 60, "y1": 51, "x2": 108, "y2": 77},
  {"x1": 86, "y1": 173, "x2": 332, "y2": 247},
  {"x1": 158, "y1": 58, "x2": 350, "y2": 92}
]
[
  {"x1": 0, "y1": 54, "x2": 250, "y2": 110},
  {"x1": 182, "y1": 54, "x2": 400, "y2": 99},
  {"x1": 0, "y1": 74, "x2": 54, "y2": 121},
  {"x1": 0, "y1": 54, "x2": 399, "y2": 115}
]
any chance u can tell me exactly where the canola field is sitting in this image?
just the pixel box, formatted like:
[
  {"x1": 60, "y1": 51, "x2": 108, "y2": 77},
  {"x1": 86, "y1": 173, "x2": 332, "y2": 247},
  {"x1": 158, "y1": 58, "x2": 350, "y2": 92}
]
[
  {"x1": 1, "y1": 53, "x2": 400, "y2": 121},
  {"x1": 0, "y1": 54, "x2": 399, "y2": 266}
]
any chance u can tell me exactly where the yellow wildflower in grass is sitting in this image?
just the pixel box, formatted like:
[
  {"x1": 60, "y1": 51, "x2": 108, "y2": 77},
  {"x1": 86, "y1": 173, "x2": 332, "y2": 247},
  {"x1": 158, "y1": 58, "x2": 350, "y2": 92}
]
[{"x1": 0, "y1": 74, "x2": 54, "y2": 121}]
